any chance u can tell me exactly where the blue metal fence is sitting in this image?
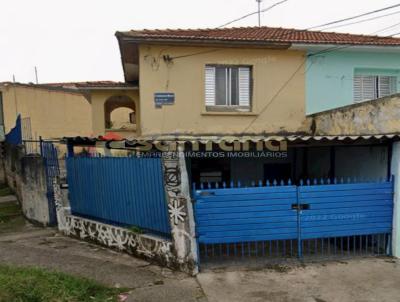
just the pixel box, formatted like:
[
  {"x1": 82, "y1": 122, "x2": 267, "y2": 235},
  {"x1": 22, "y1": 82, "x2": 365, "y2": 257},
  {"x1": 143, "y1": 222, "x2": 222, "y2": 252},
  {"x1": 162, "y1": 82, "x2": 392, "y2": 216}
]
[
  {"x1": 193, "y1": 178, "x2": 394, "y2": 264},
  {"x1": 5, "y1": 115, "x2": 22, "y2": 145},
  {"x1": 67, "y1": 157, "x2": 171, "y2": 236}
]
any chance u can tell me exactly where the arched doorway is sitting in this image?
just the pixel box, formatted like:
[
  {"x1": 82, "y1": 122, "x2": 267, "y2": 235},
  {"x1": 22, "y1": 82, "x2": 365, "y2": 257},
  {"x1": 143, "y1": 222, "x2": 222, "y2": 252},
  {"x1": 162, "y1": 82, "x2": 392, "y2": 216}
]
[{"x1": 104, "y1": 95, "x2": 136, "y2": 131}]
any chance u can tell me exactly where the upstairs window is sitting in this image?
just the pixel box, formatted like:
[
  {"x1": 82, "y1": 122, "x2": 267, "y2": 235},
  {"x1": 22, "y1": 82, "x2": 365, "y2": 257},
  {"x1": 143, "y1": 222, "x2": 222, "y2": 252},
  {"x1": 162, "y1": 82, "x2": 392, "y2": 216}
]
[
  {"x1": 354, "y1": 75, "x2": 397, "y2": 102},
  {"x1": 205, "y1": 65, "x2": 251, "y2": 109}
]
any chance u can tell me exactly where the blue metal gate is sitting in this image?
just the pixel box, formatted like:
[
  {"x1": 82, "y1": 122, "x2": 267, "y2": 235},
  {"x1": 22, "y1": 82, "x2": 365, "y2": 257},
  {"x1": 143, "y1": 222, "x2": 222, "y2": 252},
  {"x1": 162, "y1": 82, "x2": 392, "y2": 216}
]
[
  {"x1": 41, "y1": 141, "x2": 60, "y2": 225},
  {"x1": 67, "y1": 157, "x2": 171, "y2": 236},
  {"x1": 194, "y1": 179, "x2": 394, "y2": 265}
]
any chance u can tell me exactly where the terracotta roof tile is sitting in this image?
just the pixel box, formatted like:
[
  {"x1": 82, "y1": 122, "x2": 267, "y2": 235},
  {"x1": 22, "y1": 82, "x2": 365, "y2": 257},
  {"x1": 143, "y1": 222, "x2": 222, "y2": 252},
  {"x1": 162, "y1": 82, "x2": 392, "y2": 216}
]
[
  {"x1": 117, "y1": 26, "x2": 400, "y2": 46},
  {"x1": 44, "y1": 81, "x2": 134, "y2": 88}
]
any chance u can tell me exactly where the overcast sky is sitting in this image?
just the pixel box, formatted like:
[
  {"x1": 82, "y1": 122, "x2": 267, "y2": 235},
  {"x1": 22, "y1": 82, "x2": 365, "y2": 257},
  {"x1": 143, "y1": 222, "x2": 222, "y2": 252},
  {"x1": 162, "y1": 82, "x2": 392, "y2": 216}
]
[{"x1": 1, "y1": 0, "x2": 400, "y2": 83}]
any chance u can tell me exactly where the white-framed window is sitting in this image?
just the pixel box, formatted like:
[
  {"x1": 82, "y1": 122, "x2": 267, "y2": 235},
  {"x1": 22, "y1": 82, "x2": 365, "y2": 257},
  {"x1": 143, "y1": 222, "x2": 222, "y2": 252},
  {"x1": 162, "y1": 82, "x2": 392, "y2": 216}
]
[
  {"x1": 205, "y1": 65, "x2": 251, "y2": 109},
  {"x1": 354, "y1": 75, "x2": 397, "y2": 102}
]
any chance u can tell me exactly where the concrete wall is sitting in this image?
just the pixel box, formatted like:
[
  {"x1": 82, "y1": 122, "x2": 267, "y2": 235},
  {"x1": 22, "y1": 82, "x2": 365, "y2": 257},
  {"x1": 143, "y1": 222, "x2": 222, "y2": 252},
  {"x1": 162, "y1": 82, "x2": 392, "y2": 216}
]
[
  {"x1": 303, "y1": 146, "x2": 387, "y2": 180},
  {"x1": 306, "y1": 51, "x2": 400, "y2": 114},
  {"x1": 335, "y1": 146, "x2": 388, "y2": 180},
  {"x1": 3, "y1": 143, "x2": 52, "y2": 225},
  {"x1": 0, "y1": 85, "x2": 92, "y2": 139},
  {"x1": 139, "y1": 44, "x2": 309, "y2": 136},
  {"x1": 310, "y1": 94, "x2": 400, "y2": 136}
]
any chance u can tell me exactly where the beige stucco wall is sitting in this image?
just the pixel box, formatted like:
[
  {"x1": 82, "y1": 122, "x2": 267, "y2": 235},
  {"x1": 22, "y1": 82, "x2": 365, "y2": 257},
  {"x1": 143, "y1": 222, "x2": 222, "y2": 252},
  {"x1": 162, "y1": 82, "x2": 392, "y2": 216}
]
[
  {"x1": 0, "y1": 85, "x2": 92, "y2": 139},
  {"x1": 90, "y1": 90, "x2": 139, "y2": 138},
  {"x1": 139, "y1": 44, "x2": 308, "y2": 136}
]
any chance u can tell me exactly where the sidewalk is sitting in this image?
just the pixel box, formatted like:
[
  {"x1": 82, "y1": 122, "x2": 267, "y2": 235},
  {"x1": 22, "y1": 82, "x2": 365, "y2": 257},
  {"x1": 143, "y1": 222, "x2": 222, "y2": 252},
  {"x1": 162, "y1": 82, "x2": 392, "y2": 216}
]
[
  {"x1": 0, "y1": 227, "x2": 206, "y2": 302},
  {"x1": 197, "y1": 258, "x2": 400, "y2": 302},
  {"x1": 1, "y1": 218, "x2": 400, "y2": 302}
]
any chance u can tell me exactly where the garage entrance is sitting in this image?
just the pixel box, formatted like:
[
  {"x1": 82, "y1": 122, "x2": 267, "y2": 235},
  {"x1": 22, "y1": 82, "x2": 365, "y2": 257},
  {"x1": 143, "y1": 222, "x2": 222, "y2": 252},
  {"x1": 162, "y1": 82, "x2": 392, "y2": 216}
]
[{"x1": 193, "y1": 178, "x2": 393, "y2": 267}]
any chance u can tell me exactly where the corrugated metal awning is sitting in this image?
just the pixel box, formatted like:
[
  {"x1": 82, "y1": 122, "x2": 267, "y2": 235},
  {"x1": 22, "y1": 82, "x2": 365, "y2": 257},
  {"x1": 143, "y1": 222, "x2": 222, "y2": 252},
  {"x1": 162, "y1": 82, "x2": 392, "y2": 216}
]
[{"x1": 63, "y1": 134, "x2": 400, "y2": 146}]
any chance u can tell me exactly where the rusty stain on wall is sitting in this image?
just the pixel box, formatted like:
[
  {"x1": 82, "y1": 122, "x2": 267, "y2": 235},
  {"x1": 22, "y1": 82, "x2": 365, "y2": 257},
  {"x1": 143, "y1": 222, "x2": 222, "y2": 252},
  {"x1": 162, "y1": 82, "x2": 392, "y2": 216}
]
[{"x1": 309, "y1": 94, "x2": 400, "y2": 136}]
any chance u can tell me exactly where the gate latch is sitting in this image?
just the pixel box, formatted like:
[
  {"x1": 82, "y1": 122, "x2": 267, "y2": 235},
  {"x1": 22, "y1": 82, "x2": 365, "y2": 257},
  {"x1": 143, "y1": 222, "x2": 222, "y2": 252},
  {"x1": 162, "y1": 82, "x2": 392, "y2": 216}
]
[{"x1": 291, "y1": 203, "x2": 310, "y2": 210}]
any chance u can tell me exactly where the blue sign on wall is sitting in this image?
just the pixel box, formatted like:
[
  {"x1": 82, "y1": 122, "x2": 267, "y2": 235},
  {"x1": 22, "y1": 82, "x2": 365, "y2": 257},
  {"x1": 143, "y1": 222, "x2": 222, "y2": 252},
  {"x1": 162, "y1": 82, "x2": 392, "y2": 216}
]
[{"x1": 155, "y1": 93, "x2": 175, "y2": 107}]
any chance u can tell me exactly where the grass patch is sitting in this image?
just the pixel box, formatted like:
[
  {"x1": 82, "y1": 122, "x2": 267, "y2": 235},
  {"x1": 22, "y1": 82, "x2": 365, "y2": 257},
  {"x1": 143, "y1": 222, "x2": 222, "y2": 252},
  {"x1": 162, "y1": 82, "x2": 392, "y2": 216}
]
[
  {"x1": 0, "y1": 186, "x2": 13, "y2": 197},
  {"x1": 0, "y1": 264, "x2": 127, "y2": 302},
  {"x1": 127, "y1": 225, "x2": 144, "y2": 234},
  {"x1": 0, "y1": 201, "x2": 25, "y2": 233},
  {"x1": 0, "y1": 202, "x2": 21, "y2": 217},
  {"x1": 0, "y1": 201, "x2": 21, "y2": 223}
]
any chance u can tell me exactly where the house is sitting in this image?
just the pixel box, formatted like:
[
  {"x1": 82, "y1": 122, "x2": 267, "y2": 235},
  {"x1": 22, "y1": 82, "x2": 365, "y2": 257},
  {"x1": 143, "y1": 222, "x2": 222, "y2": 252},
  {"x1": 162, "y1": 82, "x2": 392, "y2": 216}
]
[
  {"x1": 113, "y1": 27, "x2": 400, "y2": 184},
  {"x1": 0, "y1": 81, "x2": 138, "y2": 142},
  {"x1": 56, "y1": 27, "x2": 400, "y2": 273}
]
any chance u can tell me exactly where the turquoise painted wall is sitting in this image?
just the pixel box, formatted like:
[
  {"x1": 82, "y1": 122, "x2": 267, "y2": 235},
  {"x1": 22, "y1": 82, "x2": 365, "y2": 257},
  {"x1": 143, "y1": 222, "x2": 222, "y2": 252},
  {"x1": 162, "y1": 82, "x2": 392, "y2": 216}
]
[{"x1": 306, "y1": 51, "x2": 400, "y2": 115}]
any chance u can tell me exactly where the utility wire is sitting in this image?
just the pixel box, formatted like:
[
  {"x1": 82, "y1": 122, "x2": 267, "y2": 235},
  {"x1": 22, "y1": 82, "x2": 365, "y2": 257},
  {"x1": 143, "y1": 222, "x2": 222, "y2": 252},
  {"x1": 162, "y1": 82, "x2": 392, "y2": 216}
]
[
  {"x1": 173, "y1": 0, "x2": 400, "y2": 59},
  {"x1": 307, "y1": 3, "x2": 400, "y2": 30},
  {"x1": 218, "y1": 0, "x2": 289, "y2": 28},
  {"x1": 241, "y1": 29, "x2": 400, "y2": 133},
  {"x1": 371, "y1": 21, "x2": 400, "y2": 35},
  {"x1": 319, "y1": 10, "x2": 400, "y2": 32},
  {"x1": 170, "y1": 4, "x2": 400, "y2": 61}
]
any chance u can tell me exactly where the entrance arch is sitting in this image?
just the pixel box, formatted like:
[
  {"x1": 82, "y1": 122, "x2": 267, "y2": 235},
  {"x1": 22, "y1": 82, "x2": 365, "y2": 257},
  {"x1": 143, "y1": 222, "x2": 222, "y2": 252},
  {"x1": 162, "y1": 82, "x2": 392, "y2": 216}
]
[{"x1": 104, "y1": 95, "x2": 136, "y2": 130}]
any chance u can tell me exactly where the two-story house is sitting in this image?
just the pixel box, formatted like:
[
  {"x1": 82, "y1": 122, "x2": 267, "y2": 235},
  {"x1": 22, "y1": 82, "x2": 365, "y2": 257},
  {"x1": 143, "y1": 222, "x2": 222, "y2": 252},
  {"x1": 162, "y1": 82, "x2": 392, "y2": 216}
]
[
  {"x1": 62, "y1": 26, "x2": 400, "y2": 271},
  {"x1": 111, "y1": 27, "x2": 400, "y2": 184}
]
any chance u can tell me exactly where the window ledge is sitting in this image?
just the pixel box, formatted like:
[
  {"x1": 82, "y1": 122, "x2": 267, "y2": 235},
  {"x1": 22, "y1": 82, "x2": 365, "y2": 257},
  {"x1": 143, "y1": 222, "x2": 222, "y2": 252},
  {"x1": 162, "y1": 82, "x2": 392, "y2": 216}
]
[{"x1": 201, "y1": 111, "x2": 258, "y2": 116}]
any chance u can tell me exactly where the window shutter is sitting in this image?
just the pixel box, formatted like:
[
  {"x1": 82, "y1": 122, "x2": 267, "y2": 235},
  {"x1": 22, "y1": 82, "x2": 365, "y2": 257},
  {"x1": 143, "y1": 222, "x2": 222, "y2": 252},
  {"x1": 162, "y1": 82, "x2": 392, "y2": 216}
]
[
  {"x1": 353, "y1": 75, "x2": 362, "y2": 102},
  {"x1": 238, "y1": 67, "x2": 250, "y2": 106},
  {"x1": 379, "y1": 76, "x2": 391, "y2": 97},
  {"x1": 205, "y1": 66, "x2": 216, "y2": 106},
  {"x1": 378, "y1": 76, "x2": 396, "y2": 98},
  {"x1": 354, "y1": 75, "x2": 376, "y2": 102},
  {"x1": 391, "y1": 76, "x2": 398, "y2": 93}
]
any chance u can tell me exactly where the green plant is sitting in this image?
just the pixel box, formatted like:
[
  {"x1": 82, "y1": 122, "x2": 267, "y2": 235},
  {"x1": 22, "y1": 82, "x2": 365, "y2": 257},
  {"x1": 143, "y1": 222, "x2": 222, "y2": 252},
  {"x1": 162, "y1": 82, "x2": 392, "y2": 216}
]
[
  {"x1": 0, "y1": 265, "x2": 127, "y2": 302},
  {"x1": 127, "y1": 225, "x2": 144, "y2": 234}
]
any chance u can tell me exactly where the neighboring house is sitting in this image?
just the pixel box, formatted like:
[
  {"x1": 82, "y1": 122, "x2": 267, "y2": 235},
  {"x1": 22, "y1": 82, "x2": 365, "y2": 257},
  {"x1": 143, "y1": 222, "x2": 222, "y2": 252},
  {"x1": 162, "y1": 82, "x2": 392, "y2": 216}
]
[
  {"x1": 306, "y1": 48, "x2": 400, "y2": 114},
  {"x1": 0, "y1": 81, "x2": 138, "y2": 141}
]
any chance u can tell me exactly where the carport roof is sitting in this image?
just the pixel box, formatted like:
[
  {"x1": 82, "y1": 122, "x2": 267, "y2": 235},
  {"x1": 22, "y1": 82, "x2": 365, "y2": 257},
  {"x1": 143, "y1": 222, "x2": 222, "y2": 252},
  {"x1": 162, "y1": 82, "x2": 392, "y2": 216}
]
[{"x1": 63, "y1": 134, "x2": 400, "y2": 146}]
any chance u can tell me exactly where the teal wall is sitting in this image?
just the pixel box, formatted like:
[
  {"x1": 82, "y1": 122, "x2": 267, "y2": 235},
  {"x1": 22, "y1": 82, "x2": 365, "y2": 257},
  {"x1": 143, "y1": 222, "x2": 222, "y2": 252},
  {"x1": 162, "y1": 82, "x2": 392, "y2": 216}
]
[{"x1": 306, "y1": 51, "x2": 400, "y2": 115}]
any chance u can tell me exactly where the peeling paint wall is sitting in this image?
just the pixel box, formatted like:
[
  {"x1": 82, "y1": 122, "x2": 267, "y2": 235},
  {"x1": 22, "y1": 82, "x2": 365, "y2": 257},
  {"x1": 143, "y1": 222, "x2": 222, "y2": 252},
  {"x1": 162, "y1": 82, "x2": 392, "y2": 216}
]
[
  {"x1": 310, "y1": 94, "x2": 400, "y2": 135},
  {"x1": 3, "y1": 143, "x2": 51, "y2": 225}
]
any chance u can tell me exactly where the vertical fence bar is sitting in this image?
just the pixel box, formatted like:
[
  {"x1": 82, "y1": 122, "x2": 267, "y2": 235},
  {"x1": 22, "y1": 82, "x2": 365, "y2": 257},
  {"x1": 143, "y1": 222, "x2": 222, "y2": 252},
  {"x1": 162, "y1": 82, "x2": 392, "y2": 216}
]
[{"x1": 297, "y1": 186, "x2": 302, "y2": 259}]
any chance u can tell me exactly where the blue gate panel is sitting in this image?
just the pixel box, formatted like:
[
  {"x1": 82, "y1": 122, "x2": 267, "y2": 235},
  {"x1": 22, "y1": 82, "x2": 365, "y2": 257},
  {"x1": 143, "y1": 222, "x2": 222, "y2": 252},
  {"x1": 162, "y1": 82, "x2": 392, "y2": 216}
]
[
  {"x1": 67, "y1": 157, "x2": 170, "y2": 236},
  {"x1": 298, "y1": 181, "x2": 393, "y2": 240},
  {"x1": 194, "y1": 186, "x2": 298, "y2": 244}
]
